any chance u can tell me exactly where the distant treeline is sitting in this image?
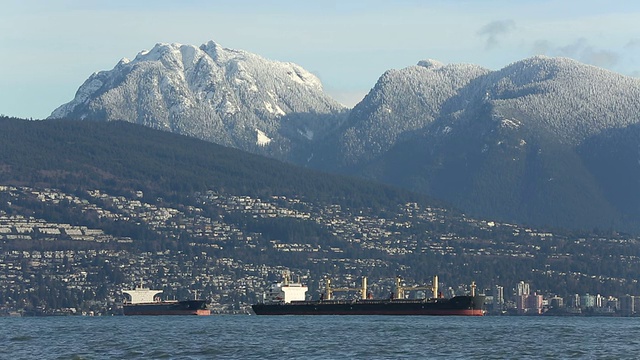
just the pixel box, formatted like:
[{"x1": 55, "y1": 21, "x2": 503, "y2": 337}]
[{"x1": 0, "y1": 116, "x2": 438, "y2": 211}]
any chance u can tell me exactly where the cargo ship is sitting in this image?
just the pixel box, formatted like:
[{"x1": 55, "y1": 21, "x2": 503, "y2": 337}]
[
  {"x1": 122, "y1": 283, "x2": 210, "y2": 316},
  {"x1": 252, "y1": 275, "x2": 484, "y2": 316}
]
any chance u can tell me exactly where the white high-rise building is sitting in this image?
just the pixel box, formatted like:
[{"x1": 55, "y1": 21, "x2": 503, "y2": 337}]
[
  {"x1": 516, "y1": 281, "x2": 530, "y2": 296},
  {"x1": 620, "y1": 295, "x2": 635, "y2": 316},
  {"x1": 493, "y1": 285, "x2": 504, "y2": 312}
]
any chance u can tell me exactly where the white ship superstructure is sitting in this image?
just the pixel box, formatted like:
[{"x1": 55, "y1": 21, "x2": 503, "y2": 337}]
[
  {"x1": 262, "y1": 273, "x2": 308, "y2": 303},
  {"x1": 122, "y1": 282, "x2": 162, "y2": 304}
]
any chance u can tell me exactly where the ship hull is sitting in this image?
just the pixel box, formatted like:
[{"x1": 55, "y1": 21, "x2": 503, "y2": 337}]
[
  {"x1": 252, "y1": 296, "x2": 484, "y2": 316},
  {"x1": 123, "y1": 300, "x2": 210, "y2": 316}
]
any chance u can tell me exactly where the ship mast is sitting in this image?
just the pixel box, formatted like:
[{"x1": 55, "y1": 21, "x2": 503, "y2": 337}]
[
  {"x1": 432, "y1": 275, "x2": 438, "y2": 298},
  {"x1": 395, "y1": 276, "x2": 404, "y2": 299},
  {"x1": 361, "y1": 276, "x2": 367, "y2": 300},
  {"x1": 325, "y1": 278, "x2": 332, "y2": 300}
]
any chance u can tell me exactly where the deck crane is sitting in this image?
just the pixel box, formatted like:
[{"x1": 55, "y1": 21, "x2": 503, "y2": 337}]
[
  {"x1": 394, "y1": 275, "x2": 439, "y2": 300},
  {"x1": 324, "y1": 276, "x2": 368, "y2": 300}
]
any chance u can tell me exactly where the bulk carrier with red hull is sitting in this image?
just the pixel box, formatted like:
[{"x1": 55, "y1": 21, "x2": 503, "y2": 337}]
[
  {"x1": 252, "y1": 275, "x2": 484, "y2": 316},
  {"x1": 122, "y1": 284, "x2": 210, "y2": 316}
]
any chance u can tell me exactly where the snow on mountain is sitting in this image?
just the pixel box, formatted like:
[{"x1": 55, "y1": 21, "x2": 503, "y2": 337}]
[
  {"x1": 48, "y1": 47, "x2": 640, "y2": 230},
  {"x1": 335, "y1": 61, "x2": 490, "y2": 165},
  {"x1": 333, "y1": 56, "x2": 640, "y2": 166},
  {"x1": 323, "y1": 55, "x2": 640, "y2": 231},
  {"x1": 49, "y1": 41, "x2": 345, "y2": 160},
  {"x1": 485, "y1": 56, "x2": 640, "y2": 144}
]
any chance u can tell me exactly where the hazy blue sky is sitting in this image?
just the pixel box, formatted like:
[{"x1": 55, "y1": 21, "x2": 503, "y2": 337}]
[{"x1": 2, "y1": 0, "x2": 640, "y2": 119}]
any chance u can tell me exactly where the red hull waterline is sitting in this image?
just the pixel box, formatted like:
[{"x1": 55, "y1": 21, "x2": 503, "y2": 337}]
[
  {"x1": 298, "y1": 309, "x2": 484, "y2": 316},
  {"x1": 123, "y1": 308, "x2": 211, "y2": 316},
  {"x1": 253, "y1": 309, "x2": 483, "y2": 316}
]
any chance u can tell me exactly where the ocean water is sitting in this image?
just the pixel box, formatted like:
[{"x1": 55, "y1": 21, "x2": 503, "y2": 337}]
[{"x1": 3, "y1": 315, "x2": 640, "y2": 359}]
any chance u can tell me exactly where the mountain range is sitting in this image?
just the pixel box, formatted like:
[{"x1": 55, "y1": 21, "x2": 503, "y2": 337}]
[{"x1": 49, "y1": 41, "x2": 640, "y2": 232}]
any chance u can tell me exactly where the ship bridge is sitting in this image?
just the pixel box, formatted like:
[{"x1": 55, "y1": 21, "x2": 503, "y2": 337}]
[{"x1": 123, "y1": 286, "x2": 163, "y2": 304}]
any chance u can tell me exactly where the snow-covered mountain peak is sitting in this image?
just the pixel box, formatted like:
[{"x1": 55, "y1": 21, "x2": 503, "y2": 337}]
[
  {"x1": 320, "y1": 55, "x2": 640, "y2": 232},
  {"x1": 134, "y1": 42, "x2": 178, "y2": 61},
  {"x1": 49, "y1": 40, "x2": 345, "y2": 161},
  {"x1": 497, "y1": 56, "x2": 587, "y2": 83},
  {"x1": 417, "y1": 59, "x2": 444, "y2": 69},
  {"x1": 335, "y1": 55, "x2": 640, "y2": 167},
  {"x1": 486, "y1": 55, "x2": 640, "y2": 144},
  {"x1": 200, "y1": 40, "x2": 228, "y2": 61}
]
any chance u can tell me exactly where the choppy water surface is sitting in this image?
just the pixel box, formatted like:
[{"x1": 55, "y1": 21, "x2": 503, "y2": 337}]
[{"x1": 3, "y1": 315, "x2": 640, "y2": 359}]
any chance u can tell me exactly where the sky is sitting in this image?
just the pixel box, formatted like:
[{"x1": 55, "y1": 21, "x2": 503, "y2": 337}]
[{"x1": 2, "y1": 0, "x2": 640, "y2": 119}]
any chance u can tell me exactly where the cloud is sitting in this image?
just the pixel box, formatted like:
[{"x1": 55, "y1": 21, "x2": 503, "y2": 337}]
[
  {"x1": 625, "y1": 39, "x2": 640, "y2": 49},
  {"x1": 531, "y1": 38, "x2": 620, "y2": 68},
  {"x1": 531, "y1": 40, "x2": 552, "y2": 55},
  {"x1": 555, "y1": 38, "x2": 590, "y2": 57},
  {"x1": 477, "y1": 20, "x2": 516, "y2": 50},
  {"x1": 582, "y1": 49, "x2": 620, "y2": 68}
]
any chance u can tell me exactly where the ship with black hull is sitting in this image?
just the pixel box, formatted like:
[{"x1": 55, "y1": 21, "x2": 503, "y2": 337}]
[
  {"x1": 252, "y1": 275, "x2": 484, "y2": 316},
  {"x1": 122, "y1": 283, "x2": 210, "y2": 316}
]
